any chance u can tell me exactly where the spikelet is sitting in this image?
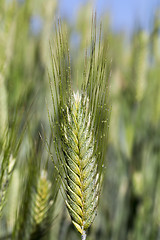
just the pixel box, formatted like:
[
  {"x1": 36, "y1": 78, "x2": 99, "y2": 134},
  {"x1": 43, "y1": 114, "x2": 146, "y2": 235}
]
[{"x1": 49, "y1": 17, "x2": 110, "y2": 239}]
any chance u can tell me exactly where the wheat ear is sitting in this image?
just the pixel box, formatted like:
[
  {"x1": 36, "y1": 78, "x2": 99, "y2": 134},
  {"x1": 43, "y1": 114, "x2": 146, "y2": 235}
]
[
  {"x1": 0, "y1": 116, "x2": 23, "y2": 218},
  {"x1": 30, "y1": 170, "x2": 54, "y2": 240},
  {"x1": 12, "y1": 143, "x2": 59, "y2": 240},
  {"x1": 49, "y1": 17, "x2": 110, "y2": 239},
  {"x1": 0, "y1": 153, "x2": 15, "y2": 217},
  {"x1": 61, "y1": 92, "x2": 99, "y2": 237}
]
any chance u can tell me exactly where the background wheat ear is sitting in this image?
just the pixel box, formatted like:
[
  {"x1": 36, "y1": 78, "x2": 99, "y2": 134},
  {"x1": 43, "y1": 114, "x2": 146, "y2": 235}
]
[
  {"x1": 0, "y1": 111, "x2": 24, "y2": 219},
  {"x1": 12, "y1": 138, "x2": 60, "y2": 240},
  {"x1": 49, "y1": 16, "x2": 111, "y2": 239}
]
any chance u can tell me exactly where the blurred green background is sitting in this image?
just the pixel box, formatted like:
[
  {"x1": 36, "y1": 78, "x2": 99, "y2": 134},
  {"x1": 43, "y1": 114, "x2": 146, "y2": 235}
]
[{"x1": 0, "y1": 0, "x2": 160, "y2": 239}]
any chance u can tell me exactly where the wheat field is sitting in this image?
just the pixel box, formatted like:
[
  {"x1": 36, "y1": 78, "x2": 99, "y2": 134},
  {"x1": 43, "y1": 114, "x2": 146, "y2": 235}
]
[{"x1": 0, "y1": 1, "x2": 160, "y2": 240}]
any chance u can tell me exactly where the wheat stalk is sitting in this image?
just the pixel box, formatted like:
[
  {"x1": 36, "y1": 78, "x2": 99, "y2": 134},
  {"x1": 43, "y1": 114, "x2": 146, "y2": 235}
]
[{"x1": 49, "y1": 16, "x2": 110, "y2": 239}]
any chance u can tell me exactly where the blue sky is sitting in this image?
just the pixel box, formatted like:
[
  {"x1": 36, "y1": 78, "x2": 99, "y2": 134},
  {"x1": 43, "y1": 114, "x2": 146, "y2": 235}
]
[{"x1": 58, "y1": 0, "x2": 160, "y2": 33}]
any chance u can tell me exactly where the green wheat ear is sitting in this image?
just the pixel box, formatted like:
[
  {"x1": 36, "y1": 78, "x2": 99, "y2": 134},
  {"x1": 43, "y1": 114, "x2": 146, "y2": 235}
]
[
  {"x1": 0, "y1": 152, "x2": 15, "y2": 217},
  {"x1": 12, "y1": 142, "x2": 59, "y2": 240},
  {"x1": 30, "y1": 170, "x2": 54, "y2": 240},
  {"x1": 62, "y1": 92, "x2": 100, "y2": 238},
  {"x1": 49, "y1": 16, "x2": 111, "y2": 239},
  {"x1": 0, "y1": 114, "x2": 24, "y2": 218}
]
